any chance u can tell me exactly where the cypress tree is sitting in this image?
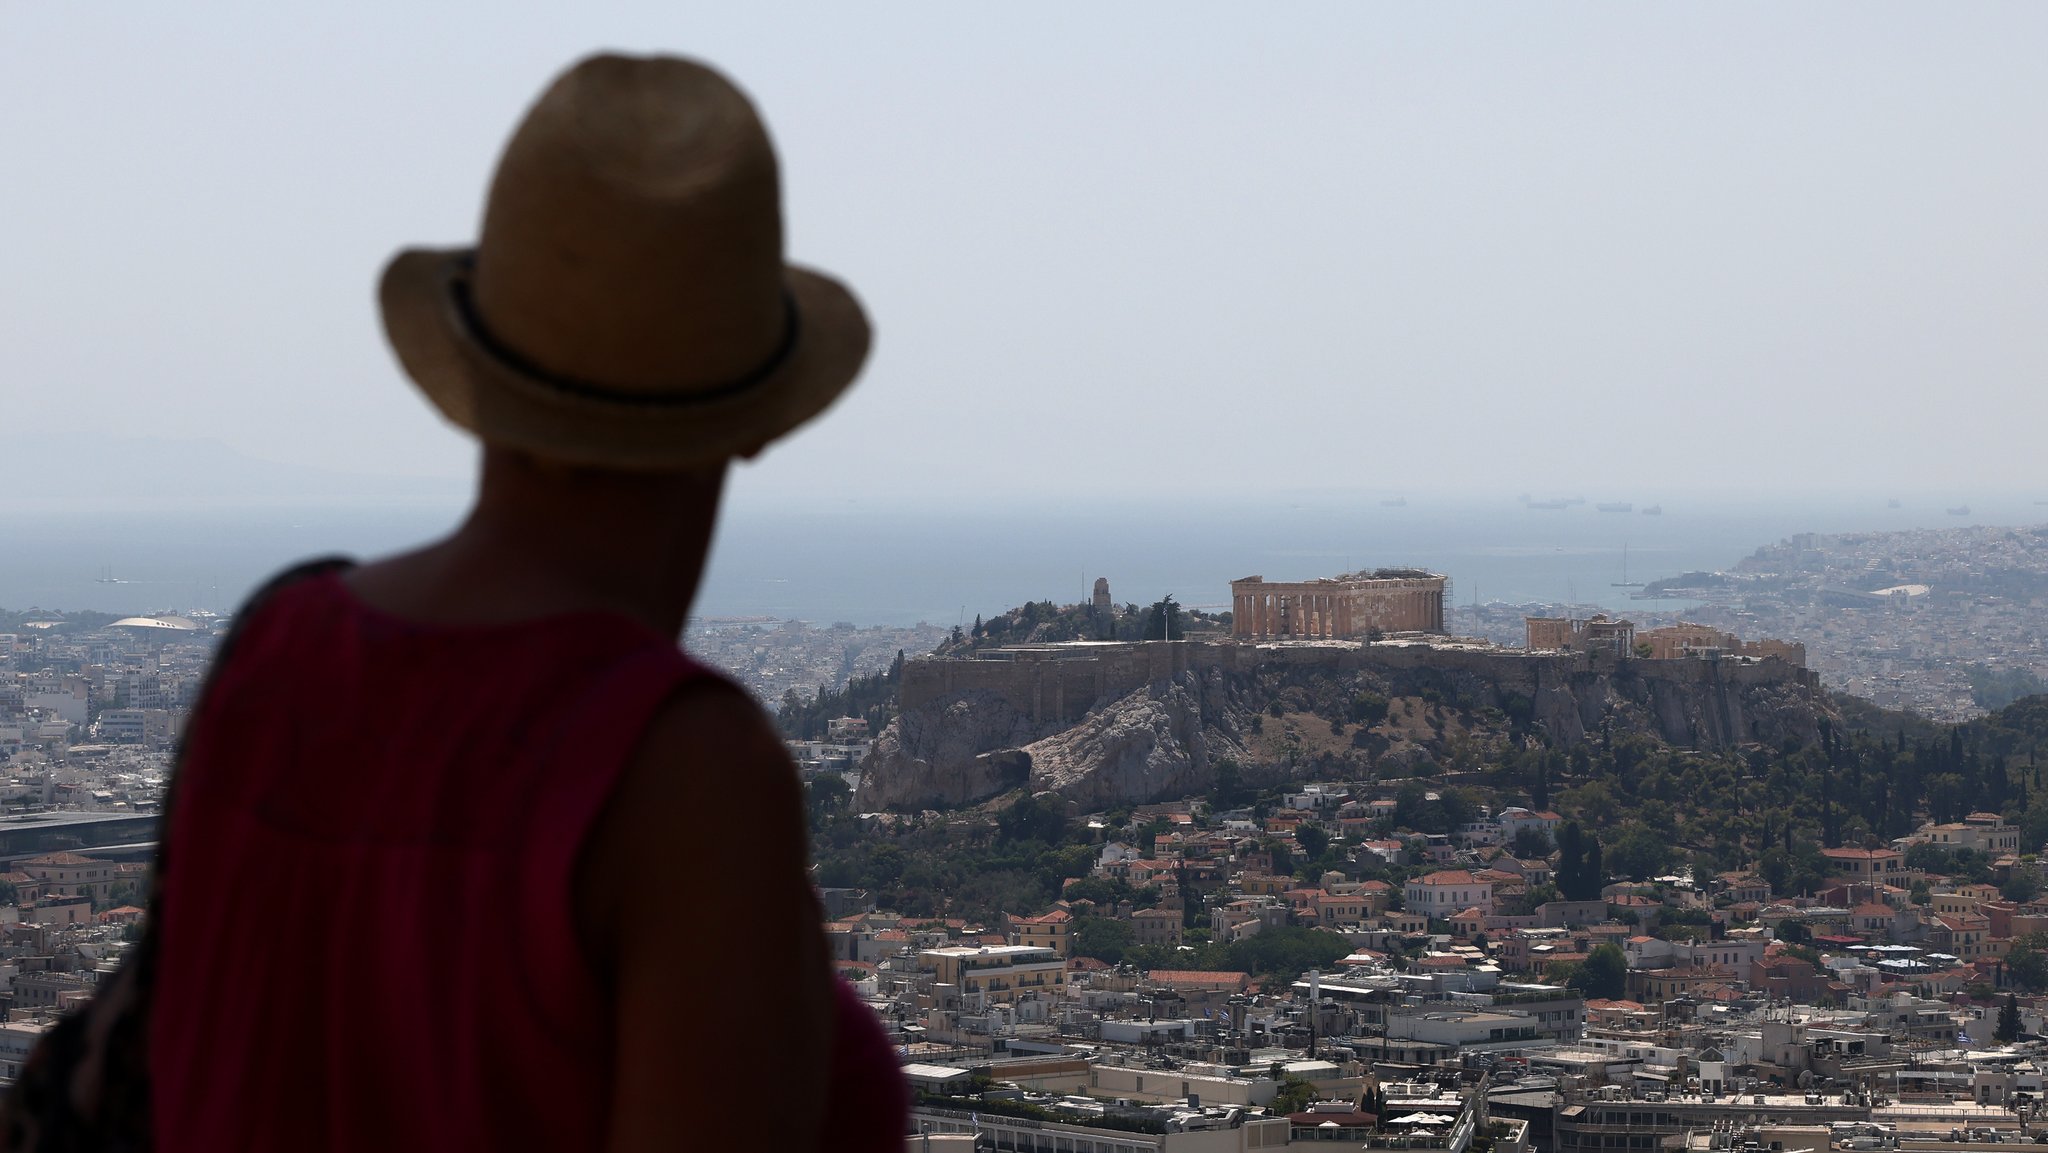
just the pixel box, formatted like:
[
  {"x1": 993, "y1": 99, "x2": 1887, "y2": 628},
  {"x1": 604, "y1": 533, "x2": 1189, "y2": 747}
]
[
  {"x1": 1997, "y1": 993, "x2": 2021, "y2": 1043},
  {"x1": 1556, "y1": 822, "x2": 1586, "y2": 900}
]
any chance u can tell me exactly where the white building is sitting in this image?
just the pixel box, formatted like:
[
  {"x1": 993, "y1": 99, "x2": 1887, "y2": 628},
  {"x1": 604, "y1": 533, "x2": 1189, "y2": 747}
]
[{"x1": 1405, "y1": 870, "x2": 1495, "y2": 917}]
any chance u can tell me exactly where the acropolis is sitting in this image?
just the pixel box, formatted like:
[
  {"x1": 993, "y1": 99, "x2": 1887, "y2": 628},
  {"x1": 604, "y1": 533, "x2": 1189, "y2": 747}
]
[{"x1": 1229, "y1": 570, "x2": 1448, "y2": 639}]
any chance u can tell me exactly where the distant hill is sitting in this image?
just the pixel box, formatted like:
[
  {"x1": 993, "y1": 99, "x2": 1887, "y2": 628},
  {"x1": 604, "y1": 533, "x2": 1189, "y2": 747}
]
[
  {"x1": 818, "y1": 585, "x2": 2048, "y2": 922},
  {"x1": 860, "y1": 629, "x2": 1835, "y2": 812}
]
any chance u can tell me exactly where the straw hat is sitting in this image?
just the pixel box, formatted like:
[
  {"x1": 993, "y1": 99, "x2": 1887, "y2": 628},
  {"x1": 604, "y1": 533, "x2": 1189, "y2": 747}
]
[{"x1": 379, "y1": 54, "x2": 870, "y2": 471}]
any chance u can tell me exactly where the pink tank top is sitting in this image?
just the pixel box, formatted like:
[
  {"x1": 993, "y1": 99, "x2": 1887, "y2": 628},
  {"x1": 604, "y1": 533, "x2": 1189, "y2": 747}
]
[{"x1": 149, "y1": 571, "x2": 906, "y2": 1150}]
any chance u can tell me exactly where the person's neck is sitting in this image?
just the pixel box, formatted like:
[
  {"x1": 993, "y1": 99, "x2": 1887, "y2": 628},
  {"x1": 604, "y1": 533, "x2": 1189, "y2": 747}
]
[
  {"x1": 444, "y1": 503, "x2": 713, "y2": 637},
  {"x1": 350, "y1": 452, "x2": 726, "y2": 637}
]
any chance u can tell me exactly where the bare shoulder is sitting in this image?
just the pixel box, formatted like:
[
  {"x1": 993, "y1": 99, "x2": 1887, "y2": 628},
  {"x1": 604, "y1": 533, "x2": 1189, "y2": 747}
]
[
  {"x1": 576, "y1": 678, "x2": 831, "y2": 1151},
  {"x1": 574, "y1": 679, "x2": 814, "y2": 974},
  {"x1": 621, "y1": 680, "x2": 799, "y2": 812}
]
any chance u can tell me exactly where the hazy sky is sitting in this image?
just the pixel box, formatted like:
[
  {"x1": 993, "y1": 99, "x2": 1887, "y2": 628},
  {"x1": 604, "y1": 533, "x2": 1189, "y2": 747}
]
[{"x1": 3, "y1": 4, "x2": 2044, "y2": 511}]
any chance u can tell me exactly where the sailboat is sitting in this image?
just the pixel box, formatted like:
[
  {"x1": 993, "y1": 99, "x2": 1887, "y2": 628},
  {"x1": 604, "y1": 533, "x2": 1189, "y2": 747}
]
[{"x1": 1611, "y1": 543, "x2": 1645, "y2": 589}]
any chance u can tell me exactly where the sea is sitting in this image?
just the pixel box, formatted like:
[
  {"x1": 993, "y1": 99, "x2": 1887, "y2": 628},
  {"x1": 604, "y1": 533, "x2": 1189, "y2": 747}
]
[{"x1": 2, "y1": 490, "x2": 2043, "y2": 627}]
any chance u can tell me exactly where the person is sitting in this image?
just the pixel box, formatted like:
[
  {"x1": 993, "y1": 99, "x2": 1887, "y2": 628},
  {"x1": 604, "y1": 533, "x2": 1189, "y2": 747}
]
[{"x1": 125, "y1": 53, "x2": 902, "y2": 1150}]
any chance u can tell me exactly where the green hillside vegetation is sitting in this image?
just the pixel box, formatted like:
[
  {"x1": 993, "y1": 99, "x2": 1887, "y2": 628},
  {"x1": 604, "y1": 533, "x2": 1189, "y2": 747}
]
[
  {"x1": 774, "y1": 596, "x2": 1231, "y2": 739},
  {"x1": 1971, "y1": 664, "x2": 2048, "y2": 711},
  {"x1": 809, "y1": 791, "x2": 1100, "y2": 921},
  {"x1": 936, "y1": 595, "x2": 1231, "y2": 655},
  {"x1": 808, "y1": 691, "x2": 2048, "y2": 948},
  {"x1": 799, "y1": 593, "x2": 2048, "y2": 953},
  {"x1": 1472, "y1": 694, "x2": 2048, "y2": 896},
  {"x1": 776, "y1": 650, "x2": 904, "y2": 740}
]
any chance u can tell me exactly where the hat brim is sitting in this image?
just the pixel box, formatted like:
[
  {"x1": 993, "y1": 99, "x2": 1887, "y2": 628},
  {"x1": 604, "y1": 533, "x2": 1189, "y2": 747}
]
[{"x1": 378, "y1": 247, "x2": 871, "y2": 472}]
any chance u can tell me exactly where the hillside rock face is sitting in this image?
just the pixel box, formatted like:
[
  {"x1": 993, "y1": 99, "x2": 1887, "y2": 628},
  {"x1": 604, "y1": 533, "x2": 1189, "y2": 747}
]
[
  {"x1": 858, "y1": 649, "x2": 1835, "y2": 811},
  {"x1": 857, "y1": 674, "x2": 1238, "y2": 812},
  {"x1": 1594, "y1": 665, "x2": 1827, "y2": 749},
  {"x1": 854, "y1": 690, "x2": 1043, "y2": 810},
  {"x1": 1024, "y1": 673, "x2": 1236, "y2": 811},
  {"x1": 1368, "y1": 660, "x2": 1827, "y2": 751}
]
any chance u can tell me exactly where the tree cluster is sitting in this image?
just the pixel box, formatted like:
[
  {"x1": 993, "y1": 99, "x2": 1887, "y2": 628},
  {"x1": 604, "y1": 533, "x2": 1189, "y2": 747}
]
[
  {"x1": 1459, "y1": 693, "x2": 2048, "y2": 900},
  {"x1": 1143, "y1": 595, "x2": 1183, "y2": 641},
  {"x1": 1997, "y1": 992, "x2": 2022, "y2": 1043},
  {"x1": 810, "y1": 797, "x2": 1095, "y2": 921},
  {"x1": 1970, "y1": 665, "x2": 2048, "y2": 712},
  {"x1": 775, "y1": 650, "x2": 905, "y2": 740},
  {"x1": 2005, "y1": 932, "x2": 2048, "y2": 993},
  {"x1": 1553, "y1": 822, "x2": 1604, "y2": 901},
  {"x1": 1561, "y1": 943, "x2": 1628, "y2": 1000},
  {"x1": 940, "y1": 596, "x2": 1234, "y2": 655},
  {"x1": 1358, "y1": 1084, "x2": 1388, "y2": 1126},
  {"x1": 1270, "y1": 1075, "x2": 1317, "y2": 1116}
]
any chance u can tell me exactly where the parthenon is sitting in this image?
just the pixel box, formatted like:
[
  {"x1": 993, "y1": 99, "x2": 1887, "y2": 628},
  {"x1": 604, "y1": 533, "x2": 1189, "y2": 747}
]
[{"x1": 1229, "y1": 570, "x2": 1448, "y2": 640}]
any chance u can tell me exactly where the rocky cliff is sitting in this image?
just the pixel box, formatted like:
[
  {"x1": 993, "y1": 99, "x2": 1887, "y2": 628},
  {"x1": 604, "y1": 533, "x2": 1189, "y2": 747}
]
[
  {"x1": 1022, "y1": 671, "x2": 1242, "y2": 812},
  {"x1": 856, "y1": 645, "x2": 1836, "y2": 812},
  {"x1": 853, "y1": 689, "x2": 1042, "y2": 810},
  {"x1": 1520, "y1": 662, "x2": 1829, "y2": 749}
]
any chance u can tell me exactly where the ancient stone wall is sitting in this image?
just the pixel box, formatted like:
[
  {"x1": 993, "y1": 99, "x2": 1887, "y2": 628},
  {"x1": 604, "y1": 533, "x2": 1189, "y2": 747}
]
[
  {"x1": 899, "y1": 642, "x2": 1196, "y2": 727},
  {"x1": 898, "y1": 638, "x2": 1816, "y2": 736}
]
